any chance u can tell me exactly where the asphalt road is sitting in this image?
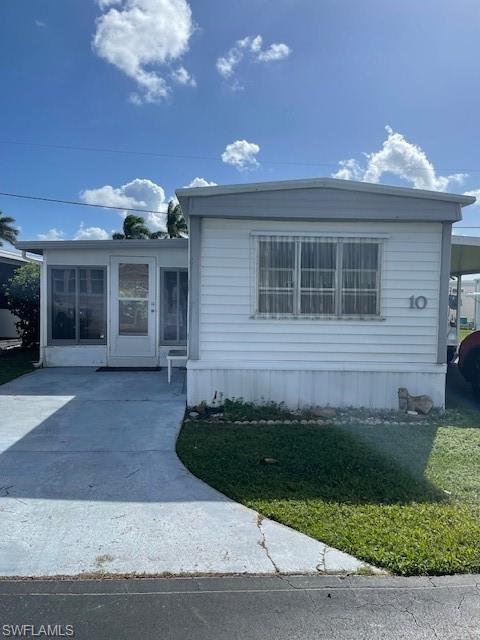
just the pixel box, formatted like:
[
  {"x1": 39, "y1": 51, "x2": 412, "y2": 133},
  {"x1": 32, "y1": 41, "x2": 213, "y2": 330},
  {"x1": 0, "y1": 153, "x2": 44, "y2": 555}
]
[{"x1": 0, "y1": 574, "x2": 479, "y2": 640}]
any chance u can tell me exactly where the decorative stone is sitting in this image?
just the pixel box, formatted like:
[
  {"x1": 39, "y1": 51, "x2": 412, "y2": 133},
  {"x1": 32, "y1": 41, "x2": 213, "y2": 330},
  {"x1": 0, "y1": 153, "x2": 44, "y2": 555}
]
[
  {"x1": 313, "y1": 407, "x2": 337, "y2": 418},
  {"x1": 399, "y1": 387, "x2": 433, "y2": 415},
  {"x1": 260, "y1": 457, "x2": 278, "y2": 465},
  {"x1": 189, "y1": 411, "x2": 199, "y2": 418}
]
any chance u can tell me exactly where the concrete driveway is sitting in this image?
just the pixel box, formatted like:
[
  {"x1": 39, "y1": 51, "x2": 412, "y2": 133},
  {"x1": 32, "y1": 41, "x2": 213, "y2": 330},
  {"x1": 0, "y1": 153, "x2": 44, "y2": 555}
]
[{"x1": 0, "y1": 368, "x2": 369, "y2": 577}]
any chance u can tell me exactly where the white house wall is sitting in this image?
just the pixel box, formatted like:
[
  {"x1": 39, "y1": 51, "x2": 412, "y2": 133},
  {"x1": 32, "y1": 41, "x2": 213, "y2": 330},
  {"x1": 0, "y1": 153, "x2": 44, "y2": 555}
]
[
  {"x1": 197, "y1": 219, "x2": 442, "y2": 364},
  {"x1": 188, "y1": 218, "x2": 445, "y2": 409}
]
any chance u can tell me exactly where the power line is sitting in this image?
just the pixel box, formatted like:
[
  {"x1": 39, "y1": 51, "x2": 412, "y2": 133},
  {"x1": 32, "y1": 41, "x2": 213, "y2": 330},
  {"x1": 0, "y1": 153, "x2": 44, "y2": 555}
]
[
  {"x1": 1, "y1": 138, "x2": 479, "y2": 174},
  {"x1": 0, "y1": 139, "x2": 326, "y2": 167},
  {"x1": 0, "y1": 191, "x2": 166, "y2": 215},
  {"x1": 0, "y1": 190, "x2": 478, "y2": 220}
]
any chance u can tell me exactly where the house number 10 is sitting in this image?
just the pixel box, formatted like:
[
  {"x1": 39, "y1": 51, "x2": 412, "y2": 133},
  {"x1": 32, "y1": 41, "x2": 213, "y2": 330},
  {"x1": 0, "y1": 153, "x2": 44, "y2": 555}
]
[{"x1": 409, "y1": 295, "x2": 427, "y2": 309}]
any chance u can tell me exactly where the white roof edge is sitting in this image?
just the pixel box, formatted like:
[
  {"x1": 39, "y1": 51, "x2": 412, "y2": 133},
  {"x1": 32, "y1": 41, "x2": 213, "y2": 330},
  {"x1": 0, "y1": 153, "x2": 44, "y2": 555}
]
[
  {"x1": 0, "y1": 248, "x2": 31, "y2": 262},
  {"x1": 15, "y1": 238, "x2": 188, "y2": 255},
  {"x1": 176, "y1": 177, "x2": 476, "y2": 207}
]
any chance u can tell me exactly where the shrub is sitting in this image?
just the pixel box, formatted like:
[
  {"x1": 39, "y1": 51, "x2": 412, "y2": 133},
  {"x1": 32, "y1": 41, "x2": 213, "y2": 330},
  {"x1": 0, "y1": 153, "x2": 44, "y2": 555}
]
[{"x1": 3, "y1": 262, "x2": 40, "y2": 346}]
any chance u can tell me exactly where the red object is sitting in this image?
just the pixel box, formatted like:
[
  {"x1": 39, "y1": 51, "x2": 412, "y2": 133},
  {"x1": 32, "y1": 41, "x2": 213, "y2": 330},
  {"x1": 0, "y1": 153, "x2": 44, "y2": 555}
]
[{"x1": 458, "y1": 330, "x2": 480, "y2": 374}]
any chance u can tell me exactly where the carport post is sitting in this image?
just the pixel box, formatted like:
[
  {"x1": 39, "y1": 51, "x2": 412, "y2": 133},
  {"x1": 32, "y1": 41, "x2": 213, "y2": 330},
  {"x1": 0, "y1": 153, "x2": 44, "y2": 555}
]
[{"x1": 456, "y1": 275, "x2": 462, "y2": 347}]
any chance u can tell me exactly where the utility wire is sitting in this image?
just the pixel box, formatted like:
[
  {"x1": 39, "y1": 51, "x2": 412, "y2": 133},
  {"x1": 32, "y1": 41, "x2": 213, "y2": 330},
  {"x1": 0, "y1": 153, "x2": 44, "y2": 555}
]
[
  {"x1": 0, "y1": 190, "x2": 479, "y2": 222},
  {"x1": 1, "y1": 138, "x2": 479, "y2": 174},
  {"x1": 0, "y1": 139, "x2": 330, "y2": 167},
  {"x1": 0, "y1": 191, "x2": 166, "y2": 215}
]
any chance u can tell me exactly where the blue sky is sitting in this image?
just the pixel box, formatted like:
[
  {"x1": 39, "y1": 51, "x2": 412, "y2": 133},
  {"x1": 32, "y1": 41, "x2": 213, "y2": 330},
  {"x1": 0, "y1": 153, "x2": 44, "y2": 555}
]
[{"x1": 1, "y1": 0, "x2": 479, "y2": 242}]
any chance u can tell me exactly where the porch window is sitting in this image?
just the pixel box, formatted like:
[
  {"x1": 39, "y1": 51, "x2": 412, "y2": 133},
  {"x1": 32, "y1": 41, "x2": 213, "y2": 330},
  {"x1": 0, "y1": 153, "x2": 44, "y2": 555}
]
[
  {"x1": 161, "y1": 269, "x2": 188, "y2": 344},
  {"x1": 255, "y1": 236, "x2": 381, "y2": 318},
  {"x1": 49, "y1": 267, "x2": 106, "y2": 343}
]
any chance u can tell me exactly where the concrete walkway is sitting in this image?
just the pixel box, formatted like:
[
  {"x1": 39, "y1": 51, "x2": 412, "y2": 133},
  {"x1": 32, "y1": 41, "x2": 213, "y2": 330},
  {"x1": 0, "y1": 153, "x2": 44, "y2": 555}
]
[{"x1": 0, "y1": 368, "x2": 371, "y2": 577}]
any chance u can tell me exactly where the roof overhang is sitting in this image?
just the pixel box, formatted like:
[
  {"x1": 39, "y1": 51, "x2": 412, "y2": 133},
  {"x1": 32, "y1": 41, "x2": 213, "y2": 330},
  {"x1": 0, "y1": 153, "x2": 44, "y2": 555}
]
[
  {"x1": 177, "y1": 177, "x2": 475, "y2": 205},
  {"x1": 176, "y1": 177, "x2": 475, "y2": 222},
  {"x1": 451, "y1": 235, "x2": 480, "y2": 276},
  {"x1": 15, "y1": 238, "x2": 188, "y2": 256},
  {"x1": 0, "y1": 249, "x2": 32, "y2": 265}
]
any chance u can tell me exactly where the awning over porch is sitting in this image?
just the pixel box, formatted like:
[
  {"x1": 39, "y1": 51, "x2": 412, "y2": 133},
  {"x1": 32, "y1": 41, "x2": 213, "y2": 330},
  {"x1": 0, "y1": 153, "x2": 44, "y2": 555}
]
[{"x1": 451, "y1": 236, "x2": 480, "y2": 277}]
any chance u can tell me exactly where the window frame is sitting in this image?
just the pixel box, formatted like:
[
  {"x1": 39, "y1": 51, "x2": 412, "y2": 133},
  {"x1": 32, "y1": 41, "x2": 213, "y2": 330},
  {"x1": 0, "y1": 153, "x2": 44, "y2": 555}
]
[
  {"x1": 159, "y1": 267, "x2": 188, "y2": 346},
  {"x1": 253, "y1": 235, "x2": 384, "y2": 320},
  {"x1": 47, "y1": 265, "x2": 107, "y2": 345}
]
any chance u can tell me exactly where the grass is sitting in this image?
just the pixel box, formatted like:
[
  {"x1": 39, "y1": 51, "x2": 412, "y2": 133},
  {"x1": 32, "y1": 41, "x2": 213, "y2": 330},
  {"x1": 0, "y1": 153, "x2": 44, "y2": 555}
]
[
  {"x1": 460, "y1": 328, "x2": 473, "y2": 343},
  {"x1": 177, "y1": 417, "x2": 480, "y2": 575},
  {"x1": 0, "y1": 347, "x2": 38, "y2": 385}
]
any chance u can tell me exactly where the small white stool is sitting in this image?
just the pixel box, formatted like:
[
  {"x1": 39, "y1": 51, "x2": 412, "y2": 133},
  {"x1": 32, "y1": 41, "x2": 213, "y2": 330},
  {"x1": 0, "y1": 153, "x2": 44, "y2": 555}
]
[{"x1": 167, "y1": 349, "x2": 187, "y2": 383}]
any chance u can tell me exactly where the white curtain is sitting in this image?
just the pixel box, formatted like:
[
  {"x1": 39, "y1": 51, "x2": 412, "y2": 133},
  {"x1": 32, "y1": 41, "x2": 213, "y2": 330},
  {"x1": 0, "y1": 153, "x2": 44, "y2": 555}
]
[{"x1": 256, "y1": 236, "x2": 380, "y2": 317}]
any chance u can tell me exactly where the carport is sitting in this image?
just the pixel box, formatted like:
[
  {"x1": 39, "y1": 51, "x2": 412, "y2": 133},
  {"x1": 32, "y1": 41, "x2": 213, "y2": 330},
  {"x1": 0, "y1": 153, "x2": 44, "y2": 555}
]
[{"x1": 451, "y1": 236, "x2": 480, "y2": 342}]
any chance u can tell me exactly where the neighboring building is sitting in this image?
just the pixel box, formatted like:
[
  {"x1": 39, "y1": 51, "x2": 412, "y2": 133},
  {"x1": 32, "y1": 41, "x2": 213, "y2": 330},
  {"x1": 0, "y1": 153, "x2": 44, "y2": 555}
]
[
  {"x1": 448, "y1": 278, "x2": 476, "y2": 327},
  {"x1": 0, "y1": 249, "x2": 32, "y2": 339},
  {"x1": 17, "y1": 178, "x2": 476, "y2": 409}
]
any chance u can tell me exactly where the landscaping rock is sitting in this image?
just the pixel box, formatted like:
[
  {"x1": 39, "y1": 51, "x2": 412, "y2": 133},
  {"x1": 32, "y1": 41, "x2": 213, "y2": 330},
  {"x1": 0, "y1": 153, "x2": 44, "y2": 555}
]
[
  {"x1": 408, "y1": 394, "x2": 433, "y2": 415},
  {"x1": 189, "y1": 411, "x2": 199, "y2": 419},
  {"x1": 398, "y1": 387, "x2": 433, "y2": 415},
  {"x1": 313, "y1": 407, "x2": 337, "y2": 418},
  {"x1": 260, "y1": 457, "x2": 278, "y2": 465}
]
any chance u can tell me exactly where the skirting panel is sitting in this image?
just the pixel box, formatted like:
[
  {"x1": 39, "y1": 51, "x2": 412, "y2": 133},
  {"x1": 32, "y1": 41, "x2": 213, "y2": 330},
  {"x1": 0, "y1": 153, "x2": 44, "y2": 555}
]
[
  {"x1": 45, "y1": 346, "x2": 107, "y2": 367},
  {"x1": 187, "y1": 368, "x2": 446, "y2": 409}
]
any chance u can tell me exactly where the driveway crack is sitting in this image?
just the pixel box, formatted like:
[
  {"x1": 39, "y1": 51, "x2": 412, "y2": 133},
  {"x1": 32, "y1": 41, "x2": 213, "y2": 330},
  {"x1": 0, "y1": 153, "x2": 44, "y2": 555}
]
[
  {"x1": 316, "y1": 546, "x2": 326, "y2": 573},
  {"x1": 256, "y1": 515, "x2": 280, "y2": 573}
]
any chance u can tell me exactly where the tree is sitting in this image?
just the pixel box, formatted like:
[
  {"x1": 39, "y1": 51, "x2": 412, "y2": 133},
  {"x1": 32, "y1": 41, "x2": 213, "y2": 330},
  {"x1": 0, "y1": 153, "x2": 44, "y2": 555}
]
[
  {"x1": 112, "y1": 214, "x2": 152, "y2": 240},
  {"x1": 0, "y1": 212, "x2": 19, "y2": 247},
  {"x1": 3, "y1": 262, "x2": 40, "y2": 346},
  {"x1": 163, "y1": 200, "x2": 188, "y2": 238},
  {"x1": 112, "y1": 205, "x2": 188, "y2": 240}
]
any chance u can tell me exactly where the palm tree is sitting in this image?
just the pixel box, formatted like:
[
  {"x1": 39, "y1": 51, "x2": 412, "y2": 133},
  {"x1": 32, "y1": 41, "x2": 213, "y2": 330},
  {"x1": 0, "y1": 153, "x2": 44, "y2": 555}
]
[
  {"x1": 151, "y1": 201, "x2": 188, "y2": 239},
  {"x1": 112, "y1": 214, "x2": 152, "y2": 240},
  {"x1": 111, "y1": 204, "x2": 188, "y2": 240},
  {"x1": 0, "y1": 212, "x2": 19, "y2": 247}
]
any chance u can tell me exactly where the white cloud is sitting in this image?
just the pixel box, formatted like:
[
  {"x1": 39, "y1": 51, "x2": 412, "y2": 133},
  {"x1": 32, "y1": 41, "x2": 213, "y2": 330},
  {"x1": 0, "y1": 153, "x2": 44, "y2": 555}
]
[
  {"x1": 185, "y1": 177, "x2": 217, "y2": 188},
  {"x1": 331, "y1": 158, "x2": 364, "y2": 182},
  {"x1": 98, "y1": 0, "x2": 123, "y2": 7},
  {"x1": 221, "y1": 139, "x2": 260, "y2": 170},
  {"x1": 93, "y1": 0, "x2": 195, "y2": 104},
  {"x1": 256, "y1": 42, "x2": 290, "y2": 63},
  {"x1": 463, "y1": 189, "x2": 480, "y2": 205},
  {"x1": 74, "y1": 224, "x2": 110, "y2": 240},
  {"x1": 80, "y1": 178, "x2": 168, "y2": 231},
  {"x1": 171, "y1": 66, "x2": 196, "y2": 87},
  {"x1": 332, "y1": 126, "x2": 468, "y2": 191},
  {"x1": 37, "y1": 228, "x2": 64, "y2": 241},
  {"x1": 216, "y1": 35, "x2": 291, "y2": 87},
  {"x1": 35, "y1": 19, "x2": 46, "y2": 27}
]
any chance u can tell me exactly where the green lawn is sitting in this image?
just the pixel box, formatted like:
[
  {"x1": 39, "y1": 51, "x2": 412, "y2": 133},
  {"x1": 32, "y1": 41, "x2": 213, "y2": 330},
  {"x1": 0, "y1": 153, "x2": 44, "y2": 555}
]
[
  {"x1": 0, "y1": 347, "x2": 38, "y2": 385},
  {"x1": 460, "y1": 328, "x2": 473, "y2": 343},
  {"x1": 177, "y1": 418, "x2": 480, "y2": 575}
]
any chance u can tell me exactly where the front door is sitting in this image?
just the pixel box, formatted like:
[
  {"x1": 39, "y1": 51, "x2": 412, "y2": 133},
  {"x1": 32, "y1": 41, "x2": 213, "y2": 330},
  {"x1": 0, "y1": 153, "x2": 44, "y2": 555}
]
[{"x1": 109, "y1": 256, "x2": 157, "y2": 367}]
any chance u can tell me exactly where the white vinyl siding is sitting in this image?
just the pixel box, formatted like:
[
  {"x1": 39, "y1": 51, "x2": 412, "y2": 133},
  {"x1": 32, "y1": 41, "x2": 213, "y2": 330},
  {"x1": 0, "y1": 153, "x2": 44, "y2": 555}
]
[{"x1": 198, "y1": 219, "x2": 442, "y2": 365}]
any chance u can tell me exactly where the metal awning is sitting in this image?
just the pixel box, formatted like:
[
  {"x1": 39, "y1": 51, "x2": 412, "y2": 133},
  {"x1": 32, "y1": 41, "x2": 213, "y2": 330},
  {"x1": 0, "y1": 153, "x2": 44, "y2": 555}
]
[{"x1": 451, "y1": 236, "x2": 480, "y2": 276}]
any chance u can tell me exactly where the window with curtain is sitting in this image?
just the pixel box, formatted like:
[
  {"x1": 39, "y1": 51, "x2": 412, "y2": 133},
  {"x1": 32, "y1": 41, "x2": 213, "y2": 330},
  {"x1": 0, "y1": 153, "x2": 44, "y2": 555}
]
[
  {"x1": 50, "y1": 267, "x2": 106, "y2": 343},
  {"x1": 255, "y1": 236, "x2": 381, "y2": 318}
]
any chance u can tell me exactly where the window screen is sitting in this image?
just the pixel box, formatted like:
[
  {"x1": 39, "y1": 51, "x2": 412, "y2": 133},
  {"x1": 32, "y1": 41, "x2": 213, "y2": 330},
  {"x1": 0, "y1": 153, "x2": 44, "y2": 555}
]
[
  {"x1": 50, "y1": 267, "x2": 106, "y2": 342},
  {"x1": 161, "y1": 270, "x2": 188, "y2": 344},
  {"x1": 256, "y1": 237, "x2": 381, "y2": 317}
]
